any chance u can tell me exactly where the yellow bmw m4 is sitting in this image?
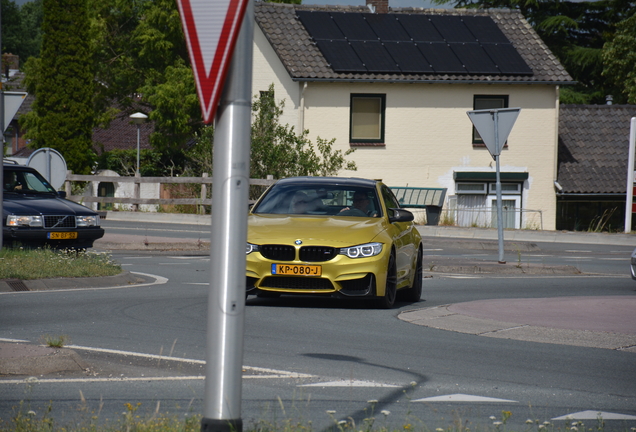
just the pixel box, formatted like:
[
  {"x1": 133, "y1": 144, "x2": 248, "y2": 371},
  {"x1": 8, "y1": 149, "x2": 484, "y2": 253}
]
[{"x1": 246, "y1": 177, "x2": 423, "y2": 308}]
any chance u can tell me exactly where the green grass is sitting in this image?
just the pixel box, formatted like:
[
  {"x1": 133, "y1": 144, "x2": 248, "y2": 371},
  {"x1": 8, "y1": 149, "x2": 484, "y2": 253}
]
[
  {"x1": 1, "y1": 403, "x2": 630, "y2": 432},
  {"x1": 0, "y1": 247, "x2": 121, "y2": 280}
]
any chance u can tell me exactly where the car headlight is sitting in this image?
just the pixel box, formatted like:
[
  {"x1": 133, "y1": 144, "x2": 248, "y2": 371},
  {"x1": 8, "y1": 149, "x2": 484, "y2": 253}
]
[
  {"x1": 76, "y1": 215, "x2": 100, "y2": 227},
  {"x1": 340, "y1": 242, "x2": 383, "y2": 258},
  {"x1": 246, "y1": 243, "x2": 260, "y2": 255},
  {"x1": 6, "y1": 215, "x2": 43, "y2": 227}
]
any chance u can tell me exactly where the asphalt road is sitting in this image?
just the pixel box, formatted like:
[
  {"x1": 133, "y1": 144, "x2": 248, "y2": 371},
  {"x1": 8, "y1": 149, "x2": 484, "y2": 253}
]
[{"x1": 1, "y1": 222, "x2": 635, "y2": 430}]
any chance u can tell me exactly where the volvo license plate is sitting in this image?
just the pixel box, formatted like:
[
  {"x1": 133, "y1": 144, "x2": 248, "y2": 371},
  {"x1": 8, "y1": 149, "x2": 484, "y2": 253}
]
[
  {"x1": 48, "y1": 232, "x2": 78, "y2": 240},
  {"x1": 272, "y1": 264, "x2": 322, "y2": 276}
]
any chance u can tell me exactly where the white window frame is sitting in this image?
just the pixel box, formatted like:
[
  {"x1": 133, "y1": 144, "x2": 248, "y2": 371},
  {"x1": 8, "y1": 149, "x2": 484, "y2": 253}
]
[{"x1": 487, "y1": 195, "x2": 521, "y2": 229}]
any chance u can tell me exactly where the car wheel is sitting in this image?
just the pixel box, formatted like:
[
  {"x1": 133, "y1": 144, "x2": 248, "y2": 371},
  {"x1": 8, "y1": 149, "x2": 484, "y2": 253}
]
[
  {"x1": 400, "y1": 247, "x2": 422, "y2": 303},
  {"x1": 377, "y1": 250, "x2": 397, "y2": 309}
]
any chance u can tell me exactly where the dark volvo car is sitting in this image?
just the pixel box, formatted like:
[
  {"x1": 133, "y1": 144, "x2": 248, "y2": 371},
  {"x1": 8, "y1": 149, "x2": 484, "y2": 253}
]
[{"x1": 2, "y1": 162, "x2": 104, "y2": 248}]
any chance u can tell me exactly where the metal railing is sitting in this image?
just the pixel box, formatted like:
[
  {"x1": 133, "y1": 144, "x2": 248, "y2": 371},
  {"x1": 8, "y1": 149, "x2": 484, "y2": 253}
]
[
  {"x1": 64, "y1": 172, "x2": 276, "y2": 211},
  {"x1": 408, "y1": 206, "x2": 544, "y2": 230}
]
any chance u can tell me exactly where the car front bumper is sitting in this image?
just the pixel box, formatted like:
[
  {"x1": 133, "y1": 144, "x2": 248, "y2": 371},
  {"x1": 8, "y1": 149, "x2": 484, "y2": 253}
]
[{"x1": 246, "y1": 248, "x2": 390, "y2": 298}]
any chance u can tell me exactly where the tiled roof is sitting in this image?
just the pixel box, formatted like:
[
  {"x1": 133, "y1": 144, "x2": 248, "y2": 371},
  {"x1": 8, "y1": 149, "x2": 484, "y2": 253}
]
[
  {"x1": 558, "y1": 104, "x2": 636, "y2": 194},
  {"x1": 93, "y1": 114, "x2": 152, "y2": 155},
  {"x1": 255, "y1": 2, "x2": 574, "y2": 83}
]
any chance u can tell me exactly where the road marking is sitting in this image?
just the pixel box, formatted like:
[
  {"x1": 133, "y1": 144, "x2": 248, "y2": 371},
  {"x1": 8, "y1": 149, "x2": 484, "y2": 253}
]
[
  {"x1": 413, "y1": 394, "x2": 517, "y2": 403},
  {"x1": 0, "y1": 337, "x2": 30, "y2": 343},
  {"x1": 0, "y1": 344, "x2": 313, "y2": 385},
  {"x1": 552, "y1": 411, "x2": 636, "y2": 421},
  {"x1": 300, "y1": 380, "x2": 400, "y2": 388},
  {"x1": 599, "y1": 258, "x2": 628, "y2": 261},
  {"x1": 565, "y1": 250, "x2": 592, "y2": 253},
  {"x1": 422, "y1": 249, "x2": 443, "y2": 251},
  {"x1": 0, "y1": 272, "x2": 168, "y2": 295}
]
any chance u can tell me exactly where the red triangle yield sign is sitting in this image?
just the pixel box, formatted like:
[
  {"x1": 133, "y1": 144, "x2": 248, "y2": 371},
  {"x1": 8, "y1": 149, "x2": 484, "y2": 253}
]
[{"x1": 176, "y1": 0, "x2": 250, "y2": 124}]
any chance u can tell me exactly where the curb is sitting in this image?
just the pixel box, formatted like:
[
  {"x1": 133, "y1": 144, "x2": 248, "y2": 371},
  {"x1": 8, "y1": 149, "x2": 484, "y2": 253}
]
[
  {"x1": 0, "y1": 271, "x2": 146, "y2": 293},
  {"x1": 0, "y1": 343, "x2": 88, "y2": 375}
]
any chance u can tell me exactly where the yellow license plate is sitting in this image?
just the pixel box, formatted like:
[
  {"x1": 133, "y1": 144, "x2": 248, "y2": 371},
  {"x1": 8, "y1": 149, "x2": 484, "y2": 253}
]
[
  {"x1": 48, "y1": 232, "x2": 78, "y2": 240},
  {"x1": 272, "y1": 264, "x2": 322, "y2": 276}
]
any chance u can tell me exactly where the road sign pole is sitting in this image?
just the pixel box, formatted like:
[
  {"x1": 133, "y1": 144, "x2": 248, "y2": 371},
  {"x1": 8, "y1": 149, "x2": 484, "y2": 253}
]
[
  {"x1": 202, "y1": 1, "x2": 253, "y2": 431},
  {"x1": 625, "y1": 117, "x2": 636, "y2": 233},
  {"x1": 494, "y1": 112, "x2": 505, "y2": 264}
]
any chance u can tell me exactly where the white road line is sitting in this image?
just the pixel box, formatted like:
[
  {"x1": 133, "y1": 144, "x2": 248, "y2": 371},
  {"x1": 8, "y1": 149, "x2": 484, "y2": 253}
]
[
  {"x1": 299, "y1": 380, "x2": 400, "y2": 388},
  {"x1": 0, "y1": 344, "x2": 313, "y2": 385},
  {"x1": 414, "y1": 394, "x2": 518, "y2": 403},
  {"x1": 552, "y1": 411, "x2": 636, "y2": 421},
  {"x1": 565, "y1": 250, "x2": 592, "y2": 253},
  {"x1": 0, "y1": 272, "x2": 168, "y2": 295}
]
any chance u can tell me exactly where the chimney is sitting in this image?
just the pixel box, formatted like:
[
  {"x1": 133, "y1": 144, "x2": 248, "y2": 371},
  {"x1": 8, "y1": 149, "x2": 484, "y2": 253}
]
[{"x1": 366, "y1": 0, "x2": 388, "y2": 13}]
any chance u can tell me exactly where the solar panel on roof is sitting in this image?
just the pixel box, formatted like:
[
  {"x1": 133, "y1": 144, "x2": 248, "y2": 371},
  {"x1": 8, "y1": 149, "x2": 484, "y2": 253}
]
[
  {"x1": 350, "y1": 40, "x2": 401, "y2": 72},
  {"x1": 364, "y1": 14, "x2": 411, "y2": 41},
  {"x1": 297, "y1": 11, "x2": 345, "y2": 40},
  {"x1": 384, "y1": 42, "x2": 434, "y2": 73},
  {"x1": 331, "y1": 13, "x2": 378, "y2": 41},
  {"x1": 418, "y1": 42, "x2": 466, "y2": 73},
  {"x1": 450, "y1": 42, "x2": 500, "y2": 74},
  {"x1": 296, "y1": 11, "x2": 533, "y2": 76},
  {"x1": 315, "y1": 40, "x2": 367, "y2": 72},
  {"x1": 396, "y1": 15, "x2": 444, "y2": 42},
  {"x1": 483, "y1": 43, "x2": 533, "y2": 75},
  {"x1": 462, "y1": 16, "x2": 510, "y2": 43},
  {"x1": 428, "y1": 15, "x2": 475, "y2": 43}
]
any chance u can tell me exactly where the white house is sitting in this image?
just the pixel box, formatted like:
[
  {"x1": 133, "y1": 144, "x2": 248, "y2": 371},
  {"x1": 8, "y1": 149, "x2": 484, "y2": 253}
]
[{"x1": 251, "y1": 0, "x2": 574, "y2": 230}]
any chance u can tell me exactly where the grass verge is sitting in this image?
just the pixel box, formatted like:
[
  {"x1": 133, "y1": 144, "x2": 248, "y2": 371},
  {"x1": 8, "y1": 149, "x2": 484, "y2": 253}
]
[{"x1": 0, "y1": 247, "x2": 121, "y2": 280}]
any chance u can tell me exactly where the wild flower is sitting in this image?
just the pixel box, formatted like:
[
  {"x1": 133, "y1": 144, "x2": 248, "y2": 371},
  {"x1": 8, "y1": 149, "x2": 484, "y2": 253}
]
[
  {"x1": 493, "y1": 421, "x2": 503, "y2": 426},
  {"x1": 436, "y1": 428, "x2": 444, "y2": 431},
  {"x1": 526, "y1": 419, "x2": 534, "y2": 424},
  {"x1": 490, "y1": 416, "x2": 497, "y2": 420},
  {"x1": 381, "y1": 410, "x2": 391, "y2": 416}
]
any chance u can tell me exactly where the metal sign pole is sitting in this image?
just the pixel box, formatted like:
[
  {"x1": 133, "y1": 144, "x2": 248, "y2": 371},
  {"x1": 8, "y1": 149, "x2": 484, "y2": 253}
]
[
  {"x1": 493, "y1": 111, "x2": 505, "y2": 264},
  {"x1": 201, "y1": 1, "x2": 253, "y2": 432},
  {"x1": 625, "y1": 117, "x2": 636, "y2": 233}
]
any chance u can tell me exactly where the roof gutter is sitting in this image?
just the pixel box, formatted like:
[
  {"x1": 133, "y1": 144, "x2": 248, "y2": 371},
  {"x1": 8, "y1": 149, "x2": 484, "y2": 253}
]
[
  {"x1": 556, "y1": 192, "x2": 627, "y2": 198},
  {"x1": 292, "y1": 78, "x2": 578, "y2": 85}
]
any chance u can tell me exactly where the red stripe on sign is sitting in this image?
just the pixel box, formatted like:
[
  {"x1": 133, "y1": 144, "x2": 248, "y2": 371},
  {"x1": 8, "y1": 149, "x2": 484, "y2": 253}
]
[
  {"x1": 177, "y1": 0, "x2": 249, "y2": 124},
  {"x1": 632, "y1": 203, "x2": 636, "y2": 213}
]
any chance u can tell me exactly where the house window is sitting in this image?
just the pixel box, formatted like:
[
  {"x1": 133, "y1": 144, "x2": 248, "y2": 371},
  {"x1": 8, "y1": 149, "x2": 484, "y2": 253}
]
[
  {"x1": 472, "y1": 95, "x2": 509, "y2": 144},
  {"x1": 350, "y1": 94, "x2": 385, "y2": 144}
]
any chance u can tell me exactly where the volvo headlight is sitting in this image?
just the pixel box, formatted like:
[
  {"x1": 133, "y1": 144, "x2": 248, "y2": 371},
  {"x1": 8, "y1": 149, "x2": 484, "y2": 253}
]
[
  {"x1": 340, "y1": 242, "x2": 383, "y2": 258},
  {"x1": 246, "y1": 243, "x2": 260, "y2": 255},
  {"x1": 76, "y1": 215, "x2": 100, "y2": 227},
  {"x1": 6, "y1": 215, "x2": 43, "y2": 227}
]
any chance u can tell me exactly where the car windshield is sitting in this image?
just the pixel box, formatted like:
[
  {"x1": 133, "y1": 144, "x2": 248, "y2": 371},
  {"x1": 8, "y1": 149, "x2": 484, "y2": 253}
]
[
  {"x1": 3, "y1": 169, "x2": 57, "y2": 194},
  {"x1": 253, "y1": 183, "x2": 381, "y2": 217}
]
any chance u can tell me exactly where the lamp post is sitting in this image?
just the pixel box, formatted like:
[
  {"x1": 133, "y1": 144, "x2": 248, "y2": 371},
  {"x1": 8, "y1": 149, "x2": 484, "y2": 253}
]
[{"x1": 129, "y1": 112, "x2": 148, "y2": 175}]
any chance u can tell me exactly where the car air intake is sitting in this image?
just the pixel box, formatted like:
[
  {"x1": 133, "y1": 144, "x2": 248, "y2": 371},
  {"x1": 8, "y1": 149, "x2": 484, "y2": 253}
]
[
  {"x1": 260, "y1": 245, "x2": 295, "y2": 261},
  {"x1": 299, "y1": 246, "x2": 337, "y2": 262},
  {"x1": 44, "y1": 215, "x2": 76, "y2": 228}
]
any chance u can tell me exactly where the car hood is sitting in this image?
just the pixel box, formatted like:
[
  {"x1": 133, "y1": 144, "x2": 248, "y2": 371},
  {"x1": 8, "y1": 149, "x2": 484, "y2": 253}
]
[
  {"x1": 3, "y1": 194, "x2": 97, "y2": 216},
  {"x1": 248, "y1": 214, "x2": 389, "y2": 246}
]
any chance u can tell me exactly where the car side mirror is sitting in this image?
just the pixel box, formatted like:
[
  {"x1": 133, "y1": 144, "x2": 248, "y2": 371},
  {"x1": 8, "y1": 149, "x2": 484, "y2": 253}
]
[
  {"x1": 57, "y1": 191, "x2": 67, "y2": 198},
  {"x1": 388, "y1": 208, "x2": 414, "y2": 223}
]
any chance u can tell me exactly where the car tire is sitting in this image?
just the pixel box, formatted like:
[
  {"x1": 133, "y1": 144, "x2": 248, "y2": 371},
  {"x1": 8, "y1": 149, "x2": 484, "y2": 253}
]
[
  {"x1": 377, "y1": 250, "x2": 397, "y2": 309},
  {"x1": 400, "y1": 247, "x2": 422, "y2": 303}
]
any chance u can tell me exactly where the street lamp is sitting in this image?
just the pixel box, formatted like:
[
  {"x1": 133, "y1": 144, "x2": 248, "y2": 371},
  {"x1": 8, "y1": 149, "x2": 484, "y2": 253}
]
[{"x1": 129, "y1": 112, "x2": 148, "y2": 175}]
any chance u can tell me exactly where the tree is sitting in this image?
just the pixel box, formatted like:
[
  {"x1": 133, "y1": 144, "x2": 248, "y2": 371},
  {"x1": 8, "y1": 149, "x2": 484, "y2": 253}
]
[
  {"x1": 431, "y1": 0, "x2": 635, "y2": 104},
  {"x1": 21, "y1": 0, "x2": 95, "y2": 175},
  {"x1": 250, "y1": 85, "x2": 356, "y2": 180},
  {"x1": 602, "y1": 12, "x2": 636, "y2": 104}
]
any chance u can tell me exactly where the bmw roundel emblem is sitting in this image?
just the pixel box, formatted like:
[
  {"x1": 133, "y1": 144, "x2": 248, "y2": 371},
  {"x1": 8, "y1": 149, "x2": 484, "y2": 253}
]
[{"x1": 295, "y1": 239, "x2": 303, "y2": 245}]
